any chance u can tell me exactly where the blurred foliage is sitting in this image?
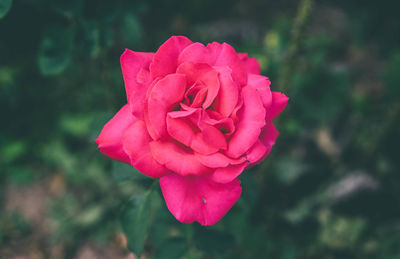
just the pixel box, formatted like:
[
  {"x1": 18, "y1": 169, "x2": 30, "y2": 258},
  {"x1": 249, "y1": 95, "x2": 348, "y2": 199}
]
[{"x1": 1, "y1": 0, "x2": 400, "y2": 258}]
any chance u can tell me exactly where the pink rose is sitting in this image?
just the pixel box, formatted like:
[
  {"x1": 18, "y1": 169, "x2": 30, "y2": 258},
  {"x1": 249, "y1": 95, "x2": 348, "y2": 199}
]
[{"x1": 96, "y1": 36, "x2": 288, "y2": 225}]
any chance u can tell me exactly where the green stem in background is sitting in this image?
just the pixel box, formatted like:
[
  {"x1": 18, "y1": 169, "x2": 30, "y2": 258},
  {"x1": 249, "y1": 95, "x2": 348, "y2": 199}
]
[
  {"x1": 278, "y1": 0, "x2": 315, "y2": 92},
  {"x1": 185, "y1": 224, "x2": 197, "y2": 259}
]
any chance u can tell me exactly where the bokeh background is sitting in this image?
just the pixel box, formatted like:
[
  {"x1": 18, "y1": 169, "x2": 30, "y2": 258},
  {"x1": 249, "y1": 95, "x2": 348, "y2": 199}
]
[{"x1": 1, "y1": 0, "x2": 400, "y2": 258}]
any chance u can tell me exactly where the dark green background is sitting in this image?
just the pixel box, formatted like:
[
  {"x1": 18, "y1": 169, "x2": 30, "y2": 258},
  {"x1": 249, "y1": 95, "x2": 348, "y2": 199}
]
[{"x1": 1, "y1": 0, "x2": 400, "y2": 258}]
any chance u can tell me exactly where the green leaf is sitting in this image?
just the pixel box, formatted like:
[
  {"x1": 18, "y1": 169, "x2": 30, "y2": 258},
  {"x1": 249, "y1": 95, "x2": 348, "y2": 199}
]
[
  {"x1": 38, "y1": 25, "x2": 74, "y2": 76},
  {"x1": 194, "y1": 227, "x2": 235, "y2": 254},
  {"x1": 120, "y1": 183, "x2": 157, "y2": 256},
  {"x1": 0, "y1": 0, "x2": 12, "y2": 19},
  {"x1": 112, "y1": 161, "x2": 148, "y2": 182},
  {"x1": 155, "y1": 237, "x2": 188, "y2": 259}
]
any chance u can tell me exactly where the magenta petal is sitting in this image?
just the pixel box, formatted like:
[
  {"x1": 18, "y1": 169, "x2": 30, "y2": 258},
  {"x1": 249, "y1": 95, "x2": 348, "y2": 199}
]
[
  {"x1": 177, "y1": 62, "x2": 220, "y2": 109},
  {"x1": 160, "y1": 174, "x2": 242, "y2": 225},
  {"x1": 129, "y1": 68, "x2": 152, "y2": 119},
  {"x1": 246, "y1": 140, "x2": 267, "y2": 165},
  {"x1": 150, "y1": 36, "x2": 192, "y2": 79},
  {"x1": 147, "y1": 74, "x2": 187, "y2": 140},
  {"x1": 178, "y1": 42, "x2": 247, "y2": 86},
  {"x1": 238, "y1": 53, "x2": 261, "y2": 75},
  {"x1": 196, "y1": 153, "x2": 246, "y2": 168},
  {"x1": 210, "y1": 163, "x2": 248, "y2": 184},
  {"x1": 226, "y1": 86, "x2": 266, "y2": 158},
  {"x1": 213, "y1": 66, "x2": 239, "y2": 117},
  {"x1": 260, "y1": 122, "x2": 279, "y2": 148},
  {"x1": 167, "y1": 110, "x2": 221, "y2": 155},
  {"x1": 149, "y1": 141, "x2": 212, "y2": 176},
  {"x1": 122, "y1": 120, "x2": 170, "y2": 178},
  {"x1": 96, "y1": 105, "x2": 136, "y2": 164},
  {"x1": 201, "y1": 124, "x2": 227, "y2": 151},
  {"x1": 247, "y1": 74, "x2": 272, "y2": 109},
  {"x1": 247, "y1": 122, "x2": 279, "y2": 166},
  {"x1": 211, "y1": 43, "x2": 247, "y2": 86},
  {"x1": 177, "y1": 42, "x2": 211, "y2": 65},
  {"x1": 120, "y1": 49, "x2": 154, "y2": 104},
  {"x1": 266, "y1": 92, "x2": 289, "y2": 120}
]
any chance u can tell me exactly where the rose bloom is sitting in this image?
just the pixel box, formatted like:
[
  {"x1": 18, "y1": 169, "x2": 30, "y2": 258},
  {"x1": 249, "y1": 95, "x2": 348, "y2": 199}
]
[{"x1": 96, "y1": 36, "x2": 288, "y2": 225}]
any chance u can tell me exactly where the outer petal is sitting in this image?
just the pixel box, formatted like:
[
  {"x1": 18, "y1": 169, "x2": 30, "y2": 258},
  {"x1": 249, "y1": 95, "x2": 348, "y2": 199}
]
[
  {"x1": 147, "y1": 74, "x2": 187, "y2": 140},
  {"x1": 150, "y1": 36, "x2": 193, "y2": 79},
  {"x1": 260, "y1": 122, "x2": 279, "y2": 149},
  {"x1": 121, "y1": 49, "x2": 154, "y2": 104},
  {"x1": 246, "y1": 122, "x2": 279, "y2": 166},
  {"x1": 247, "y1": 74, "x2": 272, "y2": 109},
  {"x1": 210, "y1": 162, "x2": 248, "y2": 184},
  {"x1": 122, "y1": 121, "x2": 170, "y2": 178},
  {"x1": 238, "y1": 53, "x2": 261, "y2": 75},
  {"x1": 178, "y1": 42, "x2": 247, "y2": 86},
  {"x1": 160, "y1": 174, "x2": 242, "y2": 225},
  {"x1": 246, "y1": 140, "x2": 267, "y2": 164},
  {"x1": 226, "y1": 86, "x2": 266, "y2": 158},
  {"x1": 266, "y1": 92, "x2": 289, "y2": 120},
  {"x1": 129, "y1": 68, "x2": 152, "y2": 119},
  {"x1": 96, "y1": 105, "x2": 136, "y2": 164},
  {"x1": 149, "y1": 141, "x2": 212, "y2": 176}
]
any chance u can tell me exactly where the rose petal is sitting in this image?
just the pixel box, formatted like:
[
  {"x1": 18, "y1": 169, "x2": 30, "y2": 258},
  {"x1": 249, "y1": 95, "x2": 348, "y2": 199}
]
[
  {"x1": 147, "y1": 73, "x2": 187, "y2": 140},
  {"x1": 210, "y1": 162, "x2": 248, "y2": 184},
  {"x1": 247, "y1": 74, "x2": 272, "y2": 109},
  {"x1": 226, "y1": 86, "x2": 266, "y2": 158},
  {"x1": 177, "y1": 62, "x2": 220, "y2": 109},
  {"x1": 230, "y1": 98, "x2": 243, "y2": 123},
  {"x1": 246, "y1": 122, "x2": 279, "y2": 166},
  {"x1": 178, "y1": 42, "x2": 247, "y2": 86},
  {"x1": 122, "y1": 120, "x2": 170, "y2": 178},
  {"x1": 201, "y1": 124, "x2": 227, "y2": 151},
  {"x1": 246, "y1": 140, "x2": 267, "y2": 164},
  {"x1": 213, "y1": 66, "x2": 239, "y2": 117},
  {"x1": 266, "y1": 92, "x2": 289, "y2": 120},
  {"x1": 238, "y1": 53, "x2": 261, "y2": 75},
  {"x1": 166, "y1": 114, "x2": 219, "y2": 155},
  {"x1": 160, "y1": 173, "x2": 242, "y2": 225},
  {"x1": 203, "y1": 114, "x2": 235, "y2": 137},
  {"x1": 209, "y1": 42, "x2": 248, "y2": 86},
  {"x1": 196, "y1": 152, "x2": 246, "y2": 168},
  {"x1": 150, "y1": 36, "x2": 192, "y2": 79},
  {"x1": 260, "y1": 122, "x2": 279, "y2": 148},
  {"x1": 120, "y1": 49, "x2": 153, "y2": 104},
  {"x1": 96, "y1": 105, "x2": 136, "y2": 164},
  {"x1": 149, "y1": 141, "x2": 212, "y2": 176},
  {"x1": 129, "y1": 68, "x2": 152, "y2": 119}
]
